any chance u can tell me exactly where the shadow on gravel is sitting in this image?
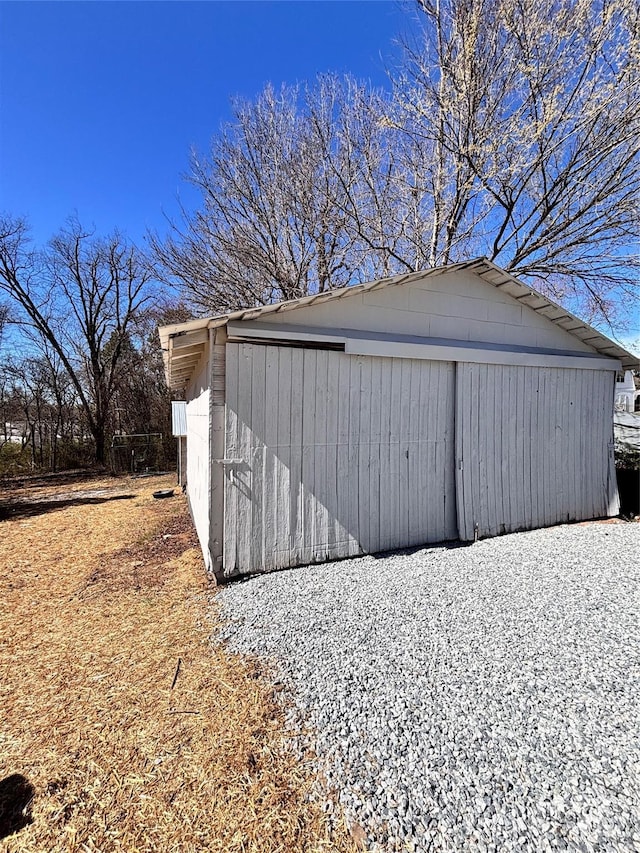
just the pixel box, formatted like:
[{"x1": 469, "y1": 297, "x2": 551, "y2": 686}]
[
  {"x1": 222, "y1": 537, "x2": 474, "y2": 586},
  {"x1": 371, "y1": 538, "x2": 472, "y2": 559},
  {"x1": 0, "y1": 494, "x2": 134, "y2": 522}
]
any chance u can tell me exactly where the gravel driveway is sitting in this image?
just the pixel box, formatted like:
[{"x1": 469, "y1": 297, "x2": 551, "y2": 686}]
[{"x1": 217, "y1": 523, "x2": 640, "y2": 852}]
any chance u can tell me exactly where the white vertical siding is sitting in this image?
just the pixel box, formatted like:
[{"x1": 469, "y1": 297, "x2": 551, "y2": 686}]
[
  {"x1": 223, "y1": 343, "x2": 456, "y2": 576},
  {"x1": 209, "y1": 342, "x2": 226, "y2": 576},
  {"x1": 185, "y1": 356, "x2": 211, "y2": 571},
  {"x1": 221, "y1": 345, "x2": 618, "y2": 575},
  {"x1": 456, "y1": 364, "x2": 618, "y2": 540}
]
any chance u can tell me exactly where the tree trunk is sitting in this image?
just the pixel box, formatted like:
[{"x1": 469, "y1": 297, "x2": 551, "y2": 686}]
[{"x1": 94, "y1": 424, "x2": 107, "y2": 467}]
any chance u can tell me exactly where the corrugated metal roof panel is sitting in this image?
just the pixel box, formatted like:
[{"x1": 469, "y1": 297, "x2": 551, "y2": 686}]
[
  {"x1": 171, "y1": 401, "x2": 187, "y2": 436},
  {"x1": 159, "y1": 258, "x2": 640, "y2": 389}
]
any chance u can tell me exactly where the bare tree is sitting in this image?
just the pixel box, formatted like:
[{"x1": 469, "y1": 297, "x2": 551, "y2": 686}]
[
  {"x1": 0, "y1": 348, "x2": 87, "y2": 472},
  {"x1": 0, "y1": 303, "x2": 8, "y2": 342},
  {"x1": 112, "y1": 301, "x2": 192, "y2": 436},
  {"x1": 0, "y1": 365, "x2": 24, "y2": 451},
  {"x1": 396, "y1": 0, "x2": 640, "y2": 325},
  {"x1": 309, "y1": 78, "x2": 417, "y2": 280},
  {"x1": 153, "y1": 0, "x2": 638, "y2": 331},
  {"x1": 152, "y1": 81, "x2": 370, "y2": 312},
  {"x1": 10, "y1": 356, "x2": 54, "y2": 470},
  {"x1": 0, "y1": 215, "x2": 155, "y2": 464}
]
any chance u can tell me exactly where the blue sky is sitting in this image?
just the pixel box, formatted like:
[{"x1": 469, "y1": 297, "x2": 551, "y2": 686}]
[
  {"x1": 0, "y1": 1, "x2": 409, "y2": 247},
  {"x1": 1, "y1": 2, "x2": 637, "y2": 347}
]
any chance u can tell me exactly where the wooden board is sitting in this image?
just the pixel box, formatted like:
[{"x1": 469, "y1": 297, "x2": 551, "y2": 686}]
[
  {"x1": 455, "y1": 363, "x2": 618, "y2": 540},
  {"x1": 223, "y1": 344, "x2": 456, "y2": 575}
]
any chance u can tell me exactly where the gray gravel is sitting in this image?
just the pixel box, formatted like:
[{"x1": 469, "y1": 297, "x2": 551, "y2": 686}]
[{"x1": 216, "y1": 523, "x2": 640, "y2": 852}]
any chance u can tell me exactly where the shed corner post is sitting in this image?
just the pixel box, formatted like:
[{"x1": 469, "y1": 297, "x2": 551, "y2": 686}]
[
  {"x1": 607, "y1": 370, "x2": 621, "y2": 517},
  {"x1": 209, "y1": 325, "x2": 228, "y2": 583}
]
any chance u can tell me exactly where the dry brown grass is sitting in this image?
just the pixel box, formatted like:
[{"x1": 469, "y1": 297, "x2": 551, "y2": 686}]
[{"x1": 0, "y1": 474, "x2": 360, "y2": 852}]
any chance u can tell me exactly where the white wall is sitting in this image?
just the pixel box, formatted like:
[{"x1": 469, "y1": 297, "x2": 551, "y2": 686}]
[
  {"x1": 223, "y1": 344, "x2": 456, "y2": 576},
  {"x1": 615, "y1": 371, "x2": 639, "y2": 412},
  {"x1": 255, "y1": 270, "x2": 596, "y2": 354},
  {"x1": 456, "y1": 364, "x2": 618, "y2": 540},
  {"x1": 184, "y1": 350, "x2": 211, "y2": 572}
]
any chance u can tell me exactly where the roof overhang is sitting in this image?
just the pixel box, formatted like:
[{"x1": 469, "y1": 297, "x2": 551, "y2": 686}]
[
  {"x1": 159, "y1": 318, "x2": 211, "y2": 391},
  {"x1": 159, "y1": 258, "x2": 640, "y2": 390}
]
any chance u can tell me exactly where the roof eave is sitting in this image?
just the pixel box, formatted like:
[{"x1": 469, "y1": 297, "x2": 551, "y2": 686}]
[{"x1": 158, "y1": 259, "x2": 640, "y2": 388}]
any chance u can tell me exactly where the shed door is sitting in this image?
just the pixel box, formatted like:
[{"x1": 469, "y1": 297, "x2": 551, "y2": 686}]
[
  {"x1": 455, "y1": 363, "x2": 618, "y2": 540},
  {"x1": 223, "y1": 343, "x2": 456, "y2": 576}
]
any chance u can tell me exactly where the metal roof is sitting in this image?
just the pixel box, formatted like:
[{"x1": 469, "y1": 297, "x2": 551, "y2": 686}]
[
  {"x1": 171, "y1": 401, "x2": 187, "y2": 436},
  {"x1": 159, "y1": 258, "x2": 639, "y2": 389}
]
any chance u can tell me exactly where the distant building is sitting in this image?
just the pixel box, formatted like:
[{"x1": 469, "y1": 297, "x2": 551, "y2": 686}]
[
  {"x1": 615, "y1": 371, "x2": 640, "y2": 413},
  {"x1": 2, "y1": 420, "x2": 28, "y2": 445}
]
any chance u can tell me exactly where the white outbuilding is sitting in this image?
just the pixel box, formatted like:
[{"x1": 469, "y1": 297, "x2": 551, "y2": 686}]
[{"x1": 159, "y1": 258, "x2": 638, "y2": 582}]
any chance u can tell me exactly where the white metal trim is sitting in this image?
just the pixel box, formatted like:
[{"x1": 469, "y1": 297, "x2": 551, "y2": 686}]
[
  {"x1": 227, "y1": 320, "x2": 345, "y2": 344},
  {"x1": 227, "y1": 320, "x2": 621, "y2": 371},
  {"x1": 345, "y1": 338, "x2": 621, "y2": 371}
]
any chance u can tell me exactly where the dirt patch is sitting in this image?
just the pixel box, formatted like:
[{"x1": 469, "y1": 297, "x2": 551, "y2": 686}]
[
  {"x1": 74, "y1": 503, "x2": 199, "y2": 596},
  {"x1": 0, "y1": 473, "x2": 358, "y2": 853}
]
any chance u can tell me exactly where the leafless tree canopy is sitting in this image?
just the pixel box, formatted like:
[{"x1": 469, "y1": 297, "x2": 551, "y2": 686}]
[
  {"x1": 155, "y1": 0, "x2": 639, "y2": 329},
  {"x1": 152, "y1": 80, "x2": 379, "y2": 313},
  {"x1": 0, "y1": 347, "x2": 81, "y2": 472},
  {"x1": 400, "y1": 0, "x2": 640, "y2": 324},
  {"x1": 0, "y1": 216, "x2": 155, "y2": 464}
]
